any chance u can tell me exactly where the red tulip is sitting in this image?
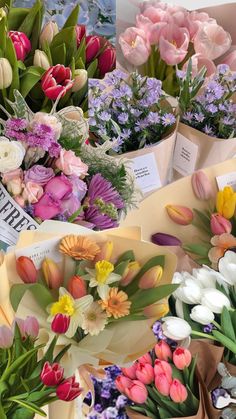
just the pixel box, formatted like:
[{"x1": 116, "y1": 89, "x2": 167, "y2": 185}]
[
  {"x1": 51, "y1": 314, "x2": 70, "y2": 334},
  {"x1": 16, "y1": 256, "x2": 37, "y2": 284},
  {"x1": 86, "y1": 35, "x2": 101, "y2": 63},
  {"x1": 41, "y1": 65, "x2": 74, "y2": 100},
  {"x1": 98, "y1": 47, "x2": 116, "y2": 76},
  {"x1": 40, "y1": 361, "x2": 64, "y2": 386},
  {"x1": 9, "y1": 31, "x2": 31, "y2": 61},
  {"x1": 56, "y1": 376, "x2": 82, "y2": 401},
  {"x1": 76, "y1": 25, "x2": 86, "y2": 47}
]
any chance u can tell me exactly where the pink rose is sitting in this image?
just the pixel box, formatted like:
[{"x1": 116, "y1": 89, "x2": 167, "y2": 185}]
[
  {"x1": 45, "y1": 174, "x2": 72, "y2": 200},
  {"x1": 119, "y1": 27, "x2": 151, "y2": 66},
  {"x1": 194, "y1": 22, "x2": 231, "y2": 60},
  {"x1": 2, "y1": 168, "x2": 23, "y2": 183},
  {"x1": 22, "y1": 182, "x2": 44, "y2": 204},
  {"x1": 61, "y1": 195, "x2": 82, "y2": 218},
  {"x1": 69, "y1": 175, "x2": 87, "y2": 201},
  {"x1": 34, "y1": 193, "x2": 61, "y2": 220},
  {"x1": 186, "y1": 11, "x2": 215, "y2": 40},
  {"x1": 159, "y1": 23, "x2": 189, "y2": 65},
  {"x1": 24, "y1": 165, "x2": 55, "y2": 186},
  {"x1": 55, "y1": 150, "x2": 88, "y2": 177},
  {"x1": 223, "y1": 51, "x2": 236, "y2": 71},
  {"x1": 183, "y1": 54, "x2": 216, "y2": 77}
]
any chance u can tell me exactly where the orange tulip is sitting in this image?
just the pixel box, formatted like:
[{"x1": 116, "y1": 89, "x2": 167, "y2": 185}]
[
  {"x1": 166, "y1": 205, "x2": 193, "y2": 225},
  {"x1": 67, "y1": 275, "x2": 87, "y2": 299},
  {"x1": 139, "y1": 266, "x2": 163, "y2": 289},
  {"x1": 16, "y1": 256, "x2": 37, "y2": 284},
  {"x1": 42, "y1": 258, "x2": 63, "y2": 289}
]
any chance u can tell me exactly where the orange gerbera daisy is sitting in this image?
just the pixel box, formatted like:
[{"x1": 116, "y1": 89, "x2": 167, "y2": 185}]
[
  {"x1": 59, "y1": 235, "x2": 100, "y2": 261},
  {"x1": 99, "y1": 287, "x2": 131, "y2": 319},
  {"x1": 208, "y1": 233, "x2": 236, "y2": 265}
]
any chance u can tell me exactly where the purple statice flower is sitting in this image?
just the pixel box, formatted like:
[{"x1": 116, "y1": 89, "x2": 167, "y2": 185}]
[
  {"x1": 5, "y1": 118, "x2": 28, "y2": 131},
  {"x1": 89, "y1": 79, "x2": 104, "y2": 89},
  {"x1": 211, "y1": 388, "x2": 229, "y2": 408},
  {"x1": 217, "y1": 64, "x2": 230, "y2": 75},
  {"x1": 118, "y1": 113, "x2": 128, "y2": 124},
  {"x1": 152, "y1": 321, "x2": 165, "y2": 340},
  {"x1": 90, "y1": 97, "x2": 103, "y2": 110},
  {"x1": 206, "y1": 81, "x2": 225, "y2": 100},
  {"x1": 206, "y1": 104, "x2": 218, "y2": 114},
  {"x1": 101, "y1": 407, "x2": 119, "y2": 419},
  {"x1": 176, "y1": 69, "x2": 186, "y2": 80},
  {"x1": 183, "y1": 112, "x2": 194, "y2": 123},
  {"x1": 222, "y1": 116, "x2": 234, "y2": 126},
  {"x1": 162, "y1": 113, "x2": 176, "y2": 126},
  {"x1": 130, "y1": 108, "x2": 142, "y2": 118},
  {"x1": 203, "y1": 323, "x2": 216, "y2": 333},
  {"x1": 118, "y1": 84, "x2": 133, "y2": 98},
  {"x1": 100, "y1": 111, "x2": 111, "y2": 122},
  {"x1": 203, "y1": 125, "x2": 214, "y2": 135},
  {"x1": 104, "y1": 70, "x2": 127, "y2": 86},
  {"x1": 116, "y1": 395, "x2": 128, "y2": 410},
  {"x1": 194, "y1": 112, "x2": 205, "y2": 123},
  {"x1": 147, "y1": 112, "x2": 161, "y2": 125}
]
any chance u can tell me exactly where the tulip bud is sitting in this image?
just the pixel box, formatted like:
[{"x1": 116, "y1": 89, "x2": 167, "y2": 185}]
[
  {"x1": 94, "y1": 241, "x2": 114, "y2": 263},
  {"x1": 162, "y1": 317, "x2": 191, "y2": 341},
  {"x1": 166, "y1": 205, "x2": 193, "y2": 225},
  {"x1": 201, "y1": 288, "x2": 231, "y2": 314},
  {"x1": 170, "y1": 378, "x2": 188, "y2": 403},
  {"x1": 155, "y1": 341, "x2": 172, "y2": 362},
  {"x1": 173, "y1": 347, "x2": 192, "y2": 370},
  {"x1": 143, "y1": 301, "x2": 169, "y2": 318},
  {"x1": 138, "y1": 353, "x2": 152, "y2": 365},
  {"x1": 40, "y1": 21, "x2": 59, "y2": 46},
  {"x1": 9, "y1": 31, "x2": 31, "y2": 61},
  {"x1": 152, "y1": 232, "x2": 182, "y2": 246},
  {"x1": 98, "y1": 47, "x2": 116, "y2": 77},
  {"x1": 24, "y1": 316, "x2": 39, "y2": 338},
  {"x1": 120, "y1": 261, "x2": 141, "y2": 286},
  {"x1": 40, "y1": 361, "x2": 64, "y2": 386},
  {"x1": 51, "y1": 314, "x2": 70, "y2": 334},
  {"x1": 16, "y1": 256, "x2": 37, "y2": 284},
  {"x1": 56, "y1": 376, "x2": 82, "y2": 401},
  {"x1": 139, "y1": 266, "x2": 163, "y2": 289},
  {"x1": 67, "y1": 275, "x2": 87, "y2": 299},
  {"x1": 0, "y1": 58, "x2": 13, "y2": 89},
  {"x1": 136, "y1": 362, "x2": 154, "y2": 385},
  {"x1": 190, "y1": 305, "x2": 214, "y2": 325},
  {"x1": 0, "y1": 8, "x2": 6, "y2": 21},
  {"x1": 0, "y1": 325, "x2": 13, "y2": 348},
  {"x1": 42, "y1": 258, "x2": 63, "y2": 289},
  {"x1": 191, "y1": 170, "x2": 213, "y2": 200},
  {"x1": 125, "y1": 380, "x2": 148, "y2": 404},
  {"x1": 154, "y1": 359, "x2": 172, "y2": 381},
  {"x1": 76, "y1": 24, "x2": 86, "y2": 47},
  {"x1": 115, "y1": 375, "x2": 133, "y2": 393},
  {"x1": 216, "y1": 186, "x2": 236, "y2": 219},
  {"x1": 33, "y1": 49, "x2": 50, "y2": 70},
  {"x1": 210, "y1": 213, "x2": 232, "y2": 235},
  {"x1": 122, "y1": 364, "x2": 137, "y2": 380},
  {"x1": 72, "y1": 69, "x2": 87, "y2": 92},
  {"x1": 86, "y1": 35, "x2": 101, "y2": 63},
  {"x1": 155, "y1": 372, "x2": 171, "y2": 396}
]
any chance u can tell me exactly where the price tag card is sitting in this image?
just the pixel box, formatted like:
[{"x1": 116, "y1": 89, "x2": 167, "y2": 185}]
[
  {"x1": 216, "y1": 172, "x2": 236, "y2": 191},
  {"x1": 15, "y1": 237, "x2": 62, "y2": 269},
  {"x1": 173, "y1": 133, "x2": 199, "y2": 176},
  {"x1": 132, "y1": 153, "x2": 162, "y2": 194}
]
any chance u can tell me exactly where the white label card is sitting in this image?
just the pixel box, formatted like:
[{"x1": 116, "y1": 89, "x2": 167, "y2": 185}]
[
  {"x1": 15, "y1": 237, "x2": 62, "y2": 269},
  {"x1": 216, "y1": 172, "x2": 236, "y2": 191},
  {"x1": 173, "y1": 134, "x2": 199, "y2": 176},
  {"x1": 132, "y1": 153, "x2": 162, "y2": 194}
]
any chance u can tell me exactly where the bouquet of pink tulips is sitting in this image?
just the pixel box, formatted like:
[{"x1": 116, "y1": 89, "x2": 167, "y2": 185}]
[{"x1": 118, "y1": 1, "x2": 233, "y2": 96}]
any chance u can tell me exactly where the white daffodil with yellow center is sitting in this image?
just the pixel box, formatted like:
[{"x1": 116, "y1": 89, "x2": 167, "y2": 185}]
[
  {"x1": 48, "y1": 287, "x2": 93, "y2": 338},
  {"x1": 85, "y1": 260, "x2": 121, "y2": 299}
]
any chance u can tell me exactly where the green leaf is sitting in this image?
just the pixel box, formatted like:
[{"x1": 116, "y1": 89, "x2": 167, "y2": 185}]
[
  {"x1": 51, "y1": 43, "x2": 66, "y2": 66},
  {"x1": 124, "y1": 256, "x2": 165, "y2": 295},
  {"x1": 10, "y1": 283, "x2": 54, "y2": 312},
  {"x1": 87, "y1": 59, "x2": 98, "y2": 78},
  {"x1": 183, "y1": 243, "x2": 210, "y2": 257},
  {"x1": 7, "y1": 399, "x2": 46, "y2": 417},
  {"x1": 11, "y1": 408, "x2": 34, "y2": 419},
  {"x1": 75, "y1": 37, "x2": 85, "y2": 66},
  {"x1": 50, "y1": 27, "x2": 76, "y2": 66},
  {"x1": 116, "y1": 250, "x2": 135, "y2": 264},
  {"x1": 18, "y1": 0, "x2": 43, "y2": 38},
  {"x1": 0, "y1": 0, "x2": 11, "y2": 6},
  {"x1": 8, "y1": 8, "x2": 29, "y2": 30},
  {"x1": 114, "y1": 260, "x2": 129, "y2": 276},
  {"x1": 212, "y1": 330, "x2": 236, "y2": 354},
  {"x1": 63, "y1": 4, "x2": 80, "y2": 28},
  {"x1": 221, "y1": 307, "x2": 236, "y2": 342},
  {"x1": 28, "y1": 8, "x2": 43, "y2": 57},
  {"x1": 1, "y1": 346, "x2": 42, "y2": 382},
  {"x1": 54, "y1": 344, "x2": 71, "y2": 364},
  {"x1": 0, "y1": 18, "x2": 6, "y2": 52},
  {"x1": 20, "y1": 66, "x2": 45, "y2": 98},
  {"x1": 130, "y1": 284, "x2": 179, "y2": 312},
  {"x1": 5, "y1": 36, "x2": 17, "y2": 67},
  {"x1": 193, "y1": 208, "x2": 211, "y2": 230}
]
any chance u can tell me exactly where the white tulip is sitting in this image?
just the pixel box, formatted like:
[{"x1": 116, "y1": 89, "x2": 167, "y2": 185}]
[
  {"x1": 201, "y1": 288, "x2": 231, "y2": 314},
  {"x1": 175, "y1": 298, "x2": 184, "y2": 318},
  {"x1": 0, "y1": 138, "x2": 25, "y2": 173},
  {"x1": 190, "y1": 305, "x2": 215, "y2": 325},
  {"x1": 192, "y1": 266, "x2": 218, "y2": 288},
  {"x1": 72, "y1": 69, "x2": 88, "y2": 92},
  {"x1": 40, "y1": 21, "x2": 59, "y2": 47},
  {"x1": 0, "y1": 58, "x2": 13, "y2": 89},
  {"x1": 33, "y1": 50, "x2": 50, "y2": 70},
  {"x1": 218, "y1": 251, "x2": 236, "y2": 286},
  {"x1": 162, "y1": 317, "x2": 192, "y2": 341},
  {"x1": 173, "y1": 277, "x2": 202, "y2": 304}
]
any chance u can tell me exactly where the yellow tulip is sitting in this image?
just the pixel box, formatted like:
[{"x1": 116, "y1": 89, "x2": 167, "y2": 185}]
[
  {"x1": 143, "y1": 300, "x2": 169, "y2": 318},
  {"x1": 216, "y1": 186, "x2": 236, "y2": 219}
]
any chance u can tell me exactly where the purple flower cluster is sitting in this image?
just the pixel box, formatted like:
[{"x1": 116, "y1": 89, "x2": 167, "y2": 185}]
[
  {"x1": 181, "y1": 65, "x2": 236, "y2": 139},
  {"x1": 89, "y1": 70, "x2": 176, "y2": 153},
  {"x1": 5, "y1": 118, "x2": 61, "y2": 158}
]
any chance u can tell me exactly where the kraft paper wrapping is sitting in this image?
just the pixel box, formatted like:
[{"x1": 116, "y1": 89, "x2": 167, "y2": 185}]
[
  {"x1": 120, "y1": 159, "x2": 236, "y2": 243},
  {"x1": 172, "y1": 123, "x2": 236, "y2": 181},
  {"x1": 0, "y1": 254, "x2": 15, "y2": 327}
]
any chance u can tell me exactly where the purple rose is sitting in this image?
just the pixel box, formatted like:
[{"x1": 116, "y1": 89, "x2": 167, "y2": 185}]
[
  {"x1": 61, "y1": 194, "x2": 82, "y2": 218},
  {"x1": 34, "y1": 193, "x2": 61, "y2": 220},
  {"x1": 68, "y1": 175, "x2": 87, "y2": 200},
  {"x1": 45, "y1": 174, "x2": 72, "y2": 200},
  {"x1": 24, "y1": 165, "x2": 55, "y2": 186}
]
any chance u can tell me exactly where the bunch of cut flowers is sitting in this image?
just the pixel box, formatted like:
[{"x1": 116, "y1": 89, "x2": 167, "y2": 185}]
[
  {"x1": 0, "y1": 315, "x2": 82, "y2": 418},
  {"x1": 0, "y1": 91, "x2": 137, "y2": 232},
  {"x1": 89, "y1": 70, "x2": 176, "y2": 154},
  {"x1": 118, "y1": 0, "x2": 233, "y2": 96}
]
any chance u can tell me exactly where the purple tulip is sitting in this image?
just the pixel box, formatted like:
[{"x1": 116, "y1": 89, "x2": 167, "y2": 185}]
[{"x1": 151, "y1": 232, "x2": 182, "y2": 246}]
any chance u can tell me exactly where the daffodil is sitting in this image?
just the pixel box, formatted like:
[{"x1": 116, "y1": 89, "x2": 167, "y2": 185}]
[
  {"x1": 48, "y1": 287, "x2": 93, "y2": 338},
  {"x1": 85, "y1": 260, "x2": 121, "y2": 299}
]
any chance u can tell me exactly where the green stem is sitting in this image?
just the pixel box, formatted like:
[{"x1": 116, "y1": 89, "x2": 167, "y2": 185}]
[
  {"x1": 212, "y1": 320, "x2": 222, "y2": 330},
  {"x1": 191, "y1": 330, "x2": 216, "y2": 341},
  {"x1": 68, "y1": 205, "x2": 84, "y2": 223}
]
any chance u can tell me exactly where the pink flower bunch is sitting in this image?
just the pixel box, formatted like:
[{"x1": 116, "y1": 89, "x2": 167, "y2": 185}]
[{"x1": 119, "y1": 1, "x2": 232, "y2": 72}]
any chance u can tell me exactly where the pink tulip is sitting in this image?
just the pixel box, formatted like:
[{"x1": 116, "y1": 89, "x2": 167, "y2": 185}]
[
  {"x1": 98, "y1": 47, "x2": 116, "y2": 77},
  {"x1": 115, "y1": 375, "x2": 133, "y2": 393},
  {"x1": 136, "y1": 362, "x2": 154, "y2": 384},
  {"x1": 45, "y1": 175, "x2": 72, "y2": 200},
  {"x1": 0, "y1": 326, "x2": 13, "y2": 348},
  {"x1": 173, "y1": 347, "x2": 192, "y2": 370},
  {"x1": 194, "y1": 22, "x2": 231, "y2": 60},
  {"x1": 76, "y1": 25, "x2": 86, "y2": 47},
  {"x1": 125, "y1": 380, "x2": 148, "y2": 404},
  {"x1": 136, "y1": 9, "x2": 169, "y2": 44},
  {"x1": 186, "y1": 11, "x2": 214, "y2": 40},
  {"x1": 155, "y1": 372, "x2": 171, "y2": 396},
  {"x1": 51, "y1": 314, "x2": 70, "y2": 334},
  {"x1": 155, "y1": 341, "x2": 172, "y2": 362},
  {"x1": 138, "y1": 353, "x2": 152, "y2": 365},
  {"x1": 41, "y1": 65, "x2": 74, "y2": 100},
  {"x1": 15, "y1": 316, "x2": 39, "y2": 339},
  {"x1": 210, "y1": 213, "x2": 232, "y2": 235},
  {"x1": 154, "y1": 359, "x2": 172, "y2": 382},
  {"x1": 183, "y1": 54, "x2": 216, "y2": 77},
  {"x1": 33, "y1": 193, "x2": 61, "y2": 220},
  {"x1": 223, "y1": 51, "x2": 236, "y2": 71},
  {"x1": 170, "y1": 378, "x2": 188, "y2": 403},
  {"x1": 41, "y1": 361, "x2": 64, "y2": 386},
  {"x1": 68, "y1": 275, "x2": 87, "y2": 299},
  {"x1": 56, "y1": 376, "x2": 82, "y2": 401},
  {"x1": 119, "y1": 27, "x2": 151, "y2": 66},
  {"x1": 159, "y1": 23, "x2": 189, "y2": 65},
  {"x1": 9, "y1": 31, "x2": 31, "y2": 61},
  {"x1": 191, "y1": 170, "x2": 214, "y2": 200},
  {"x1": 122, "y1": 364, "x2": 137, "y2": 380},
  {"x1": 86, "y1": 35, "x2": 101, "y2": 63}
]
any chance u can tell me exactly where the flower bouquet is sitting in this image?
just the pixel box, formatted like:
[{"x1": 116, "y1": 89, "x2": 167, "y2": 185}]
[
  {"x1": 89, "y1": 70, "x2": 177, "y2": 196},
  {"x1": 0, "y1": 0, "x2": 115, "y2": 113},
  {"x1": 117, "y1": 0, "x2": 234, "y2": 96}
]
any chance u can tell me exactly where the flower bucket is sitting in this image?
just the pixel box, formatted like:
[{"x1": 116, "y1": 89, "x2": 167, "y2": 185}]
[{"x1": 172, "y1": 123, "x2": 236, "y2": 181}]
